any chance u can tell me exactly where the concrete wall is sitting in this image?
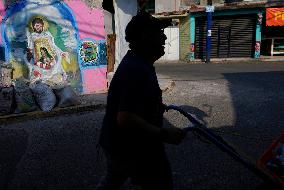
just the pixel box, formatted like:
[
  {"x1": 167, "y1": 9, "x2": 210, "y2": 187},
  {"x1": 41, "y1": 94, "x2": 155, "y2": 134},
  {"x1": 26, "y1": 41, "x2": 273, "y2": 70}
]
[
  {"x1": 104, "y1": 10, "x2": 114, "y2": 35},
  {"x1": 0, "y1": 0, "x2": 107, "y2": 94}
]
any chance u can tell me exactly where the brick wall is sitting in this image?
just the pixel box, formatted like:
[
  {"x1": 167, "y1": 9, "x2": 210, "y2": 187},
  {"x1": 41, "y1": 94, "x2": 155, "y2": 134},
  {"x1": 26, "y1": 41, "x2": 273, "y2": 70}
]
[{"x1": 179, "y1": 16, "x2": 191, "y2": 61}]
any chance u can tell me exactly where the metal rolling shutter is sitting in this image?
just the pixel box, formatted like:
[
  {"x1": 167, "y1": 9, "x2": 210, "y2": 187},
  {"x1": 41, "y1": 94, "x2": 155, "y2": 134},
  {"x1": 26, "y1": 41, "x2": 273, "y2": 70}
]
[{"x1": 195, "y1": 14, "x2": 256, "y2": 59}]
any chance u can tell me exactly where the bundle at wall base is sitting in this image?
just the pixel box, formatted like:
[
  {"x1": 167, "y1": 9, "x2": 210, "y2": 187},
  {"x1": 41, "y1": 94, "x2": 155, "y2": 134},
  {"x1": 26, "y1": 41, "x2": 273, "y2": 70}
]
[
  {"x1": 0, "y1": 64, "x2": 15, "y2": 115},
  {"x1": 30, "y1": 80, "x2": 57, "y2": 112},
  {"x1": 13, "y1": 78, "x2": 37, "y2": 113},
  {"x1": 0, "y1": 64, "x2": 13, "y2": 88}
]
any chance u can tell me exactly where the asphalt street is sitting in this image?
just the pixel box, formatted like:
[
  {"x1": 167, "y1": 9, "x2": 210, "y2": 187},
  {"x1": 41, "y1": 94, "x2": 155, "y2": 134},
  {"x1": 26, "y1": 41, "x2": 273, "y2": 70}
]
[{"x1": 1, "y1": 61, "x2": 284, "y2": 190}]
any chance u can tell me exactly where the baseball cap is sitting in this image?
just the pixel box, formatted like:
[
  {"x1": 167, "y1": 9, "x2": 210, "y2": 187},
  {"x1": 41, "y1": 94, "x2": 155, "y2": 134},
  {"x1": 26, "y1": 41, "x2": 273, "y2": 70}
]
[{"x1": 125, "y1": 11, "x2": 171, "y2": 43}]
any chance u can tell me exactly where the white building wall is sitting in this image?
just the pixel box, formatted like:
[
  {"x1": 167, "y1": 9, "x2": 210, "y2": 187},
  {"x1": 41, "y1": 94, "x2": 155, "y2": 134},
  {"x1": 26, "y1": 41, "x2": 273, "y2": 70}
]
[
  {"x1": 155, "y1": 0, "x2": 180, "y2": 13},
  {"x1": 114, "y1": 0, "x2": 137, "y2": 70},
  {"x1": 159, "y1": 27, "x2": 180, "y2": 61},
  {"x1": 104, "y1": 10, "x2": 114, "y2": 35}
]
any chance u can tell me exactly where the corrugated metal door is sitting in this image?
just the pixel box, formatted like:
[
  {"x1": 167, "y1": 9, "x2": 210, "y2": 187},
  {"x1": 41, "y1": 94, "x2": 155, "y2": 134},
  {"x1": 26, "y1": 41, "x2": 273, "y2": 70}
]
[{"x1": 195, "y1": 14, "x2": 256, "y2": 59}]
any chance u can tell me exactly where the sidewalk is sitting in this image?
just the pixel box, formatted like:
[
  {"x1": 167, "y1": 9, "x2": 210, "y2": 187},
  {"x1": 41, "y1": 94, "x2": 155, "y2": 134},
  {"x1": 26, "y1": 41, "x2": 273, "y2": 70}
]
[{"x1": 0, "y1": 75, "x2": 174, "y2": 125}]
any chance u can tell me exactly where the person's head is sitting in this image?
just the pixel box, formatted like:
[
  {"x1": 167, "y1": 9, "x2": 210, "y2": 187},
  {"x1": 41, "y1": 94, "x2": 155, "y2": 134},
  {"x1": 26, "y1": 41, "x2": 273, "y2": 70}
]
[
  {"x1": 125, "y1": 11, "x2": 171, "y2": 62},
  {"x1": 32, "y1": 18, "x2": 44, "y2": 33}
]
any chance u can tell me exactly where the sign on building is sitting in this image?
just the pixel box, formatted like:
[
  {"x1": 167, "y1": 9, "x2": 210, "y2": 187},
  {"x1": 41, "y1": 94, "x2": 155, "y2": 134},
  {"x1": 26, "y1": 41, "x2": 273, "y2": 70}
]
[{"x1": 266, "y1": 8, "x2": 284, "y2": 26}]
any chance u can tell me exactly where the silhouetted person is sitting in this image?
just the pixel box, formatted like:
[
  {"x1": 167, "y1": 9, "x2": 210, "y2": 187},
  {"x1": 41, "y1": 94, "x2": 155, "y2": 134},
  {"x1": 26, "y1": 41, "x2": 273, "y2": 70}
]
[{"x1": 97, "y1": 11, "x2": 186, "y2": 190}]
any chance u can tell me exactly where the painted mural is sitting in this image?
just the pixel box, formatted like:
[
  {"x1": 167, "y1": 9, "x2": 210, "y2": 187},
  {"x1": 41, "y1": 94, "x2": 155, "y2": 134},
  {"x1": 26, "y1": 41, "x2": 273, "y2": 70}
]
[
  {"x1": 78, "y1": 39, "x2": 107, "y2": 93},
  {"x1": 26, "y1": 16, "x2": 73, "y2": 83},
  {"x1": 79, "y1": 40, "x2": 107, "y2": 68},
  {"x1": 0, "y1": 0, "x2": 107, "y2": 94}
]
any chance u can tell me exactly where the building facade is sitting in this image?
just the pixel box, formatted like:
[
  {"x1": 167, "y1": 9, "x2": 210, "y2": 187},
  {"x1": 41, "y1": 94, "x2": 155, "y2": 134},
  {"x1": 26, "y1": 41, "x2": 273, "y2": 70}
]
[
  {"x1": 190, "y1": 6, "x2": 263, "y2": 60},
  {"x1": 189, "y1": 0, "x2": 284, "y2": 61}
]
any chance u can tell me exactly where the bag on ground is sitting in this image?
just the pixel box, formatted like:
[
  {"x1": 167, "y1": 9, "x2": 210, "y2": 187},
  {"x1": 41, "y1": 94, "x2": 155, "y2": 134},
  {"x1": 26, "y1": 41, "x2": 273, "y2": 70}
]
[
  {"x1": 13, "y1": 79, "x2": 37, "y2": 113},
  {"x1": 0, "y1": 65, "x2": 13, "y2": 88},
  {"x1": 0, "y1": 86, "x2": 15, "y2": 115},
  {"x1": 30, "y1": 81, "x2": 56, "y2": 112},
  {"x1": 53, "y1": 85, "x2": 79, "y2": 108}
]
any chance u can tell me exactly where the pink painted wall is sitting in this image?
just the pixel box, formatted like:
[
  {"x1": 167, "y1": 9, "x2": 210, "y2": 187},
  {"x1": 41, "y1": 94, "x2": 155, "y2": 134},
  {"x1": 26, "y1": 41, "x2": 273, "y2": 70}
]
[
  {"x1": 64, "y1": 1, "x2": 105, "y2": 40},
  {"x1": 64, "y1": 0, "x2": 107, "y2": 94},
  {"x1": 82, "y1": 68, "x2": 107, "y2": 93}
]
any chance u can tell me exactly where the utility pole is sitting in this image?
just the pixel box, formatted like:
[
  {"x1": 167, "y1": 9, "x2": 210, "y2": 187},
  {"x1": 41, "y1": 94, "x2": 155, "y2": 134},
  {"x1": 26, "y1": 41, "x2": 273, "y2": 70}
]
[{"x1": 206, "y1": 0, "x2": 214, "y2": 63}]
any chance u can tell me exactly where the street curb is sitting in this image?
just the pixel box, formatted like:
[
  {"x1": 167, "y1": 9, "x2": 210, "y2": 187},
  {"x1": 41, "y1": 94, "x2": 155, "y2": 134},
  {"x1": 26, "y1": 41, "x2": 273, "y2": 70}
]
[
  {"x1": 0, "y1": 103, "x2": 106, "y2": 125},
  {"x1": 0, "y1": 76, "x2": 174, "y2": 125}
]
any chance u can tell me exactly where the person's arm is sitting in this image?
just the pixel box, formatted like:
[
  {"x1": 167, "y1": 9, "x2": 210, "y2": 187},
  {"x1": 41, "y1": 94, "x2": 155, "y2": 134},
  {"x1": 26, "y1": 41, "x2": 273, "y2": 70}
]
[{"x1": 117, "y1": 111, "x2": 186, "y2": 145}]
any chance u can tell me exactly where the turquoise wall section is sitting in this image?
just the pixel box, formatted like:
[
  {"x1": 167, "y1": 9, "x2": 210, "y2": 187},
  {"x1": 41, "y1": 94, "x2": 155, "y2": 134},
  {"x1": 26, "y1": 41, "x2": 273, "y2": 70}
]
[{"x1": 190, "y1": 16, "x2": 195, "y2": 61}]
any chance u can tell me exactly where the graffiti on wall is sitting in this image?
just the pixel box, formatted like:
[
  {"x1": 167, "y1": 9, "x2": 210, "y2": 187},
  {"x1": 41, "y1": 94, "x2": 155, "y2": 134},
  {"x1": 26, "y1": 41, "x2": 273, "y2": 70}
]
[
  {"x1": 1, "y1": 0, "x2": 107, "y2": 94},
  {"x1": 255, "y1": 41, "x2": 261, "y2": 58},
  {"x1": 190, "y1": 43, "x2": 195, "y2": 60},
  {"x1": 78, "y1": 39, "x2": 107, "y2": 93},
  {"x1": 257, "y1": 12, "x2": 263, "y2": 25},
  {"x1": 79, "y1": 40, "x2": 107, "y2": 68},
  {"x1": 79, "y1": 41, "x2": 99, "y2": 65}
]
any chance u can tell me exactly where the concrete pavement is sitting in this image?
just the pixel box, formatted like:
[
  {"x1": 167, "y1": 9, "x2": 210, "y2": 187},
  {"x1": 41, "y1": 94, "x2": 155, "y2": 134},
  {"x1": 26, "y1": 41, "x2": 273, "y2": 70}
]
[{"x1": 2, "y1": 61, "x2": 284, "y2": 189}]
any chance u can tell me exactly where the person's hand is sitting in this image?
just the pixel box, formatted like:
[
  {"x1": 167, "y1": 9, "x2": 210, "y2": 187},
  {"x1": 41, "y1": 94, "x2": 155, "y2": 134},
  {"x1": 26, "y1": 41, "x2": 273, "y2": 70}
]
[
  {"x1": 161, "y1": 103, "x2": 168, "y2": 113},
  {"x1": 61, "y1": 52, "x2": 66, "y2": 57},
  {"x1": 160, "y1": 127, "x2": 186, "y2": 145},
  {"x1": 61, "y1": 52, "x2": 71, "y2": 64}
]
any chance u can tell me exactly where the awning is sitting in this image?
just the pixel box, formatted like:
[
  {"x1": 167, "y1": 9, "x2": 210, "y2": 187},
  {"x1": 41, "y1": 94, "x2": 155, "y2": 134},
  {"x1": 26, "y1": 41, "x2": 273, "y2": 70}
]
[{"x1": 266, "y1": 8, "x2": 284, "y2": 26}]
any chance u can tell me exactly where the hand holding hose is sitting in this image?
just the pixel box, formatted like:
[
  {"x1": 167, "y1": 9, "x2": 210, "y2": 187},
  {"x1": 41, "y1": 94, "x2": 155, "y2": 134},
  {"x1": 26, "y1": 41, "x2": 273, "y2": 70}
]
[{"x1": 160, "y1": 127, "x2": 186, "y2": 145}]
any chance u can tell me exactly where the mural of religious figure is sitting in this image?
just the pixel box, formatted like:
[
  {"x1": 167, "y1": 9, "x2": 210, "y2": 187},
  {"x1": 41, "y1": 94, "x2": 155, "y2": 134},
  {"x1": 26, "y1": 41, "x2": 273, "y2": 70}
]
[
  {"x1": 26, "y1": 17, "x2": 70, "y2": 82},
  {"x1": 1, "y1": 0, "x2": 107, "y2": 94},
  {"x1": 37, "y1": 47, "x2": 56, "y2": 69}
]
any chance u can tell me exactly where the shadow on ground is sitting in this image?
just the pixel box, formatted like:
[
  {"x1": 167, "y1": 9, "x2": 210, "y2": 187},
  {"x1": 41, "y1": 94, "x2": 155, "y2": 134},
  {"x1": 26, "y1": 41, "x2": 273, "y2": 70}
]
[
  {"x1": 0, "y1": 129, "x2": 29, "y2": 190},
  {"x1": 165, "y1": 71, "x2": 284, "y2": 190}
]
